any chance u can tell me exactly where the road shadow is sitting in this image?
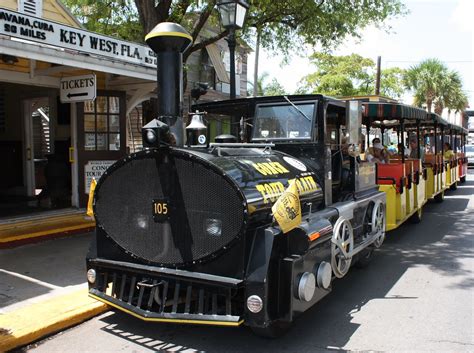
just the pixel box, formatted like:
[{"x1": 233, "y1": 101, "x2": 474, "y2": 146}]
[
  {"x1": 0, "y1": 233, "x2": 91, "y2": 307},
  {"x1": 445, "y1": 186, "x2": 474, "y2": 196},
  {"x1": 94, "y1": 184, "x2": 474, "y2": 352}
]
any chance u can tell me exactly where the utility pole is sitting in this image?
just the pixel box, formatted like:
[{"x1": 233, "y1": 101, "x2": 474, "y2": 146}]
[
  {"x1": 253, "y1": 29, "x2": 260, "y2": 96},
  {"x1": 375, "y1": 56, "x2": 381, "y2": 95}
]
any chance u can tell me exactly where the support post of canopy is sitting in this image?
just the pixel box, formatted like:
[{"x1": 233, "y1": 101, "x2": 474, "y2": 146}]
[
  {"x1": 451, "y1": 129, "x2": 455, "y2": 151},
  {"x1": 401, "y1": 118, "x2": 405, "y2": 164},
  {"x1": 416, "y1": 121, "x2": 421, "y2": 159},
  {"x1": 441, "y1": 126, "x2": 444, "y2": 154},
  {"x1": 366, "y1": 123, "x2": 370, "y2": 151}
]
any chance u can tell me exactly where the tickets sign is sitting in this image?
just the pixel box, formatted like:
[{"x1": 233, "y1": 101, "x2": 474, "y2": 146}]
[{"x1": 60, "y1": 74, "x2": 96, "y2": 103}]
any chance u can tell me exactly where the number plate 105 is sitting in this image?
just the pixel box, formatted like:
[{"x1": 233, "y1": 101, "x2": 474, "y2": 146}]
[{"x1": 152, "y1": 199, "x2": 169, "y2": 222}]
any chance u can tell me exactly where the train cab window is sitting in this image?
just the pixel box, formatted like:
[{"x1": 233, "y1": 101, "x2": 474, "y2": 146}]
[{"x1": 252, "y1": 102, "x2": 315, "y2": 141}]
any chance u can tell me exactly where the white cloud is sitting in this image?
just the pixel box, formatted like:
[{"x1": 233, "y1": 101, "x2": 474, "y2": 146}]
[{"x1": 450, "y1": 0, "x2": 474, "y2": 32}]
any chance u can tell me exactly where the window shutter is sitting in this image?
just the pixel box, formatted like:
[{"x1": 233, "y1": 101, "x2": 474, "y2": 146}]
[{"x1": 18, "y1": 0, "x2": 43, "y2": 17}]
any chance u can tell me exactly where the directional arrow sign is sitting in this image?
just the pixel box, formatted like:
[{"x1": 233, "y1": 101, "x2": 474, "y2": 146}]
[{"x1": 60, "y1": 74, "x2": 97, "y2": 103}]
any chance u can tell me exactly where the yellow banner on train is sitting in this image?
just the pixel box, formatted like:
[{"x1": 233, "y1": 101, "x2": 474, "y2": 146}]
[
  {"x1": 86, "y1": 178, "x2": 97, "y2": 218},
  {"x1": 271, "y1": 179, "x2": 301, "y2": 233}
]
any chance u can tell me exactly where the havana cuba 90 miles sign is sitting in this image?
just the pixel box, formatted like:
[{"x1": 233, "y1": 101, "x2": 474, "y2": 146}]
[{"x1": 0, "y1": 8, "x2": 157, "y2": 67}]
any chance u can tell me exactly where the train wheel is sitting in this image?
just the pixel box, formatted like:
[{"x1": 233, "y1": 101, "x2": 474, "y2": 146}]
[
  {"x1": 460, "y1": 176, "x2": 466, "y2": 183},
  {"x1": 434, "y1": 190, "x2": 445, "y2": 203},
  {"x1": 450, "y1": 182, "x2": 458, "y2": 190},
  {"x1": 331, "y1": 218, "x2": 354, "y2": 278},
  {"x1": 251, "y1": 321, "x2": 291, "y2": 338},
  {"x1": 410, "y1": 207, "x2": 423, "y2": 224},
  {"x1": 371, "y1": 201, "x2": 386, "y2": 248}
]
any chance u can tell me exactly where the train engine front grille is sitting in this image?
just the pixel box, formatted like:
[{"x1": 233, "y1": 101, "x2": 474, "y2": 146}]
[
  {"x1": 88, "y1": 259, "x2": 244, "y2": 325},
  {"x1": 94, "y1": 149, "x2": 246, "y2": 266}
]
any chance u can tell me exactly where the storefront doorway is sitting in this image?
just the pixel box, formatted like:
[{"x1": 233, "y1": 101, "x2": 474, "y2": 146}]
[{"x1": 0, "y1": 83, "x2": 74, "y2": 218}]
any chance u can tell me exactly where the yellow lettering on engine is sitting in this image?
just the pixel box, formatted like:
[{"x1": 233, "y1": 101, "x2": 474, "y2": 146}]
[
  {"x1": 251, "y1": 162, "x2": 290, "y2": 176},
  {"x1": 256, "y1": 181, "x2": 285, "y2": 204},
  {"x1": 255, "y1": 177, "x2": 318, "y2": 204},
  {"x1": 287, "y1": 176, "x2": 319, "y2": 195},
  {"x1": 255, "y1": 184, "x2": 269, "y2": 204}
]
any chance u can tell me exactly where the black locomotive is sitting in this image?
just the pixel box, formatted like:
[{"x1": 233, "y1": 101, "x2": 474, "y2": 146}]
[{"x1": 86, "y1": 22, "x2": 386, "y2": 337}]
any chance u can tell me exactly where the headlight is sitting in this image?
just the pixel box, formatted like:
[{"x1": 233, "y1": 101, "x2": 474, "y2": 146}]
[
  {"x1": 87, "y1": 269, "x2": 96, "y2": 283},
  {"x1": 297, "y1": 272, "x2": 316, "y2": 302},
  {"x1": 146, "y1": 129, "x2": 157, "y2": 144},
  {"x1": 205, "y1": 218, "x2": 222, "y2": 237},
  {"x1": 246, "y1": 295, "x2": 263, "y2": 313}
]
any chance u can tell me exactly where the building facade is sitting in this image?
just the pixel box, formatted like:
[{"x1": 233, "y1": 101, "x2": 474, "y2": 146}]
[{"x1": 0, "y1": 0, "x2": 248, "y2": 218}]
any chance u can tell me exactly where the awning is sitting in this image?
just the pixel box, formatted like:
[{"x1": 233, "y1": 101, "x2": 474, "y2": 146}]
[
  {"x1": 363, "y1": 102, "x2": 428, "y2": 121},
  {"x1": 206, "y1": 44, "x2": 230, "y2": 84},
  {"x1": 428, "y1": 113, "x2": 467, "y2": 133}
]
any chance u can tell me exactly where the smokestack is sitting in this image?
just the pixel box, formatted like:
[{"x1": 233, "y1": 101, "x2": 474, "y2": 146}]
[{"x1": 145, "y1": 22, "x2": 193, "y2": 146}]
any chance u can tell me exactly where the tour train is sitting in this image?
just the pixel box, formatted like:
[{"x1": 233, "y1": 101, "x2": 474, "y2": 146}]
[{"x1": 85, "y1": 22, "x2": 468, "y2": 337}]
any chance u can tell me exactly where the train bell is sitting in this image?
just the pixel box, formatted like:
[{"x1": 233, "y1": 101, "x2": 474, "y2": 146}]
[{"x1": 186, "y1": 113, "x2": 207, "y2": 147}]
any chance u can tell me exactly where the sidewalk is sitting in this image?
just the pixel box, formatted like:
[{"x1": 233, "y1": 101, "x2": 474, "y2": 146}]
[
  {"x1": 0, "y1": 209, "x2": 95, "y2": 248},
  {"x1": 0, "y1": 232, "x2": 107, "y2": 352}
]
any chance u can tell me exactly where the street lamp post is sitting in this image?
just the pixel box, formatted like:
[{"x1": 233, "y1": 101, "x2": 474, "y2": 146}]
[
  {"x1": 217, "y1": 0, "x2": 249, "y2": 100},
  {"x1": 227, "y1": 29, "x2": 237, "y2": 99}
]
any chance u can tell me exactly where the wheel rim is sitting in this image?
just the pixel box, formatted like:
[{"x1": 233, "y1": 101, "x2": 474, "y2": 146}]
[
  {"x1": 371, "y1": 201, "x2": 386, "y2": 248},
  {"x1": 331, "y1": 219, "x2": 354, "y2": 278}
]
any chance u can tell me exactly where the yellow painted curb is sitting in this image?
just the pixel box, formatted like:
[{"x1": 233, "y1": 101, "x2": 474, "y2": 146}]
[
  {"x1": 0, "y1": 223, "x2": 95, "y2": 244},
  {"x1": 0, "y1": 214, "x2": 86, "y2": 231},
  {"x1": 0, "y1": 288, "x2": 107, "y2": 352}
]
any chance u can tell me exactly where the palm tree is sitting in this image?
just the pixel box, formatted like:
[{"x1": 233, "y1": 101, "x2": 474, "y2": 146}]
[
  {"x1": 404, "y1": 58, "x2": 448, "y2": 113},
  {"x1": 247, "y1": 72, "x2": 269, "y2": 96},
  {"x1": 438, "y1": 71, "x2": 469, "y2": 115},
  {"x1": 446, "y1": 86, "x2": 469, "y2": 115}
]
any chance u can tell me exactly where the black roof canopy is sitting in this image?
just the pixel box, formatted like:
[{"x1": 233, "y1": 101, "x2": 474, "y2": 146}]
[{"x1": 192, "y1": 94, "x2": 343, "y2": 116}]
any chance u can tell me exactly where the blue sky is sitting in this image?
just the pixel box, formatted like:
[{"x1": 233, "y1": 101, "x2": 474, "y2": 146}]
[{"x1": 247, "y1": 0, "x2": 474, "y2": 108}]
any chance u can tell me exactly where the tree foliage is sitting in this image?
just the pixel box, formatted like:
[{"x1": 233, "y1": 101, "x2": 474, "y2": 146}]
[
  {"x1": 247, "y1": 0, "x2": 406, "y2": 58},
  {"x1": 247, "y1": 72, "x2": 267, "y2": 96},
  {"x1": 298, "y1": 53, "x2": 405, "y2": 98},
  {"x1": 404, "y1": 58, "x2": 468, "y2": 114},
  {"x1": 62, "y1": 0, "x2": 143, "y2": 42},
  {"x1": 264, "y1": 78, "x2": 286, "y2": 96},
  {"x1": 62, "y1": 0, "x2": 406, "y2": 61},
  {"x1": 248, "y1": 73, "x2": 286, "y2": 96},
  {"x1": 380, "y1": 67, "x2": 406, "y2": 99}
]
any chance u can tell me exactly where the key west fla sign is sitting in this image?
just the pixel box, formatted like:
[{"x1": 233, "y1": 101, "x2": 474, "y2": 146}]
[{"x1": 0, "y1": 8, "x2": 157, "y2": 68}]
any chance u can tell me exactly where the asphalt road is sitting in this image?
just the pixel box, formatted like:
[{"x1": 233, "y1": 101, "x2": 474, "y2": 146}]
[{"x1": 24, "y1": 172, "x2": 474, "y2": 352}]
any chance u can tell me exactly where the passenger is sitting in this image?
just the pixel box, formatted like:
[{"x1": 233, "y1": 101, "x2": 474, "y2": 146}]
[
  {"x1": 387, "y1": 143, "x2": 398, "y2": 155},
  {"x1": 408, "y1": 137, "x2": 424, "y2": 160},
  {"x1": 398, "y1": 143, "x2": 409, "y2": 157},
  {"x1": 366, "y1": 138, "x2": 389, "y2": 163},
  {"x1": 443, "y1": 142, "x2": 455, "y2": 160}
]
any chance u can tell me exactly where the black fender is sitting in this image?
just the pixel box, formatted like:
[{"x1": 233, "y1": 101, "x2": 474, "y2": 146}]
[{"x1": 244, "y1": 227, "x2": 280, "y2": 327}]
